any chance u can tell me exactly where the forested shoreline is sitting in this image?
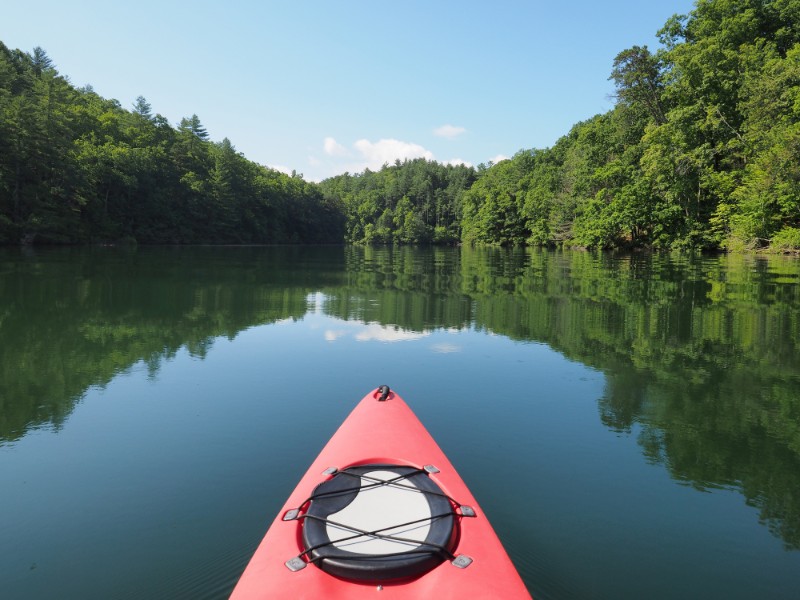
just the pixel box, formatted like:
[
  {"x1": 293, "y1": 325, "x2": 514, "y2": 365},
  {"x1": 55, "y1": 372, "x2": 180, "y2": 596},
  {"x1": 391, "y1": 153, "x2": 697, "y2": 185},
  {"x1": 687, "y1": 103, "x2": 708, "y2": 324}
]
[
  {"x1": 0, "y1": 44, "x2": 344, "y2": 245},
  {"x1": 2, "y1": 0, "x2": 800, "y2": 251}
]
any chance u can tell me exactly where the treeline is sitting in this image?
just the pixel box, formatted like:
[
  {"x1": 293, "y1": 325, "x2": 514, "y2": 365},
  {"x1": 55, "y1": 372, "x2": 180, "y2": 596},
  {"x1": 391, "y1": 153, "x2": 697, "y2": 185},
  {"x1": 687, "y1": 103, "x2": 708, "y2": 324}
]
[
  {"x1": 3, "y1": 0, "x2": 800, "y2": 251},
  {"x1": 459, "y1": 0, "x2": 800, "y2": 251},
  {"x1": 0, "y1": 43, "x2": 343, "y2": 245},
  {"x1": 317, "y1": 159, "x2": 477, "y2": 244},
  {"x1": 323, "y1": 0, "x2": 800, "y2": 252}
]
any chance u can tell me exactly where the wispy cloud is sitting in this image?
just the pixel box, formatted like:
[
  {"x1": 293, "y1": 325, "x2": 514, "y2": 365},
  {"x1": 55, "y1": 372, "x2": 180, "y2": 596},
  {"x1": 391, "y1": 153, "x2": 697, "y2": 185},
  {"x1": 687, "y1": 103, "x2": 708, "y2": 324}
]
[
  {"x1": 322, "y1": 322, "x2": 430, "y2": 343},
  {"x1": 354, "y1": 324, "x2": 430, "y2": 342},
  {"x1": 311, "y1": 136, "x2": 476, "y2": 180},
  {"x1": 433, "y1": 124, "x2": 466, "y2": 139},
  {"x1": 354, "y1": 138, "x2": 435, "y2": 169},
  {"x1": 323, "y1": 136, "x2": 349, "y2": 157},
  {"x1": 268, "y1": 164, "x2": 293, "y2": 175}
]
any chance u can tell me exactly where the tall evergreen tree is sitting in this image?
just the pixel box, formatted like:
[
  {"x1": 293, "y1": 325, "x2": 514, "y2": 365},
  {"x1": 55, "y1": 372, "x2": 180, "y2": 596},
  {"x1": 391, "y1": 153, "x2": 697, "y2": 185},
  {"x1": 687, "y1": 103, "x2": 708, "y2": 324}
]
[{"x1": 132, "y1": 95, "x2": 153, "y2": 121}]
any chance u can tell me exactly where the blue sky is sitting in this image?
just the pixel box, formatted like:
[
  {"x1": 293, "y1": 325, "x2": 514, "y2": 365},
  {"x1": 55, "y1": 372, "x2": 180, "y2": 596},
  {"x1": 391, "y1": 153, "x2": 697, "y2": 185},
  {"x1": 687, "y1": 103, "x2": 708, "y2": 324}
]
[{"x1": 3, "y1": 0, "x2": 697, "y2": 181}]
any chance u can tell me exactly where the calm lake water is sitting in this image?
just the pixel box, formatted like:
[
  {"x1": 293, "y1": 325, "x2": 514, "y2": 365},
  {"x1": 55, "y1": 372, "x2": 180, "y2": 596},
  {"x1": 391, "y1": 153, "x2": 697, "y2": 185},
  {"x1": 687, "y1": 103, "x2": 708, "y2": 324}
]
[{"x1": 1, "y1": 246, "x2": 799, "y2": 599}]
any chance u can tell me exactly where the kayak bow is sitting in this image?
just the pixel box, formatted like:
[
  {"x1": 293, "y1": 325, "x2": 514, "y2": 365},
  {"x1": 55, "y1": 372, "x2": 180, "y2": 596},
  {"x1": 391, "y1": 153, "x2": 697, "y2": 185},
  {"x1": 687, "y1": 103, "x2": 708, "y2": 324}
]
[{"x1": 230, "y1": 386, "x2": 531, "y2": 599}]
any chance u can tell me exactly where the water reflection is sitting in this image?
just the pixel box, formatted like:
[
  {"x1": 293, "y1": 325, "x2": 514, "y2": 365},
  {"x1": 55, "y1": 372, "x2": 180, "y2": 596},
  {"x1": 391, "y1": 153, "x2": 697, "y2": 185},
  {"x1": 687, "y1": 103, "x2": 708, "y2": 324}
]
[
  {"x1": 2, "y1": 245, "x2": 799, "y2": 549},
  {"x1": 0, "y1": 246, "x2": 329, "y2": 443}
]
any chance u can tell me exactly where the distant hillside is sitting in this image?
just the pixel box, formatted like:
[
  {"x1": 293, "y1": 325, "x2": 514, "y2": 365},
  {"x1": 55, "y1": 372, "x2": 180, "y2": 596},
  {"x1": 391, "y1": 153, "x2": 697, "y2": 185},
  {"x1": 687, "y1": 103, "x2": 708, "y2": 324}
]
[
  {"x1": 3, "y1": 0, "x2": 800, "y2": 251},
  {"x1": 320, "y1": 0, "x2": 800, "y2": 252},
  {"x1": 0, "y1": 42, "x2": 343, "y2": 245}
]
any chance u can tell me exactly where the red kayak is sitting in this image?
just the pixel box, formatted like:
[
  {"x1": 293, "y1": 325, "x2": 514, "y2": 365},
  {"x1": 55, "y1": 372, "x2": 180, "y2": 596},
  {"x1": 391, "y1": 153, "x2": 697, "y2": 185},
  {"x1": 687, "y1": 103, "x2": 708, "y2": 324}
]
[{"x1": 230, "y1": 386, "x2": 532, "y2": 599}]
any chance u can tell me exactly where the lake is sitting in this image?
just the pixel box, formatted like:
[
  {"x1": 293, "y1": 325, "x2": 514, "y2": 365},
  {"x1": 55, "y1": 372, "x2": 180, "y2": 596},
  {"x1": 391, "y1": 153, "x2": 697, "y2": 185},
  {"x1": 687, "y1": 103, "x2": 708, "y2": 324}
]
[{"x1": 1, "y1": 245, "x2": 799, "y2": 599}]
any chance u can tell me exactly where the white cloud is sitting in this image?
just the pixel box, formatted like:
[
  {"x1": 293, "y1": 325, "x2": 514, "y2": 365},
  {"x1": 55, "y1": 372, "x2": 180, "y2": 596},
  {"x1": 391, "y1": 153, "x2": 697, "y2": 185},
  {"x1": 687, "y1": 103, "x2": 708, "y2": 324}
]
[
  {"x1": 321, "y1": 322, "x2": 428, "y2": 342},
  {"x1": 354, "y1": 324, "x2": 430, "y2": 343},
  {"x1": 312, "y1": 135, "x2": 467, "y2": 180},
  {"x1": 323, "y1": 136, "x2": 349, "y2": 157},
  {"x1": 354, "y1": 138, "x2": 435, "y2": 170},
  {"x1": 268, "y1": 164, "x2": 293, "y2": 175},
  {"x1": 488, "y1": 154, "x2": 510, "y2": 165},
  {"x1": 433, "y1": 124, "x2": 466, "y2": 139},
  {"x1": 324, "y1": 329, "x2": 347, "y2": 341}
]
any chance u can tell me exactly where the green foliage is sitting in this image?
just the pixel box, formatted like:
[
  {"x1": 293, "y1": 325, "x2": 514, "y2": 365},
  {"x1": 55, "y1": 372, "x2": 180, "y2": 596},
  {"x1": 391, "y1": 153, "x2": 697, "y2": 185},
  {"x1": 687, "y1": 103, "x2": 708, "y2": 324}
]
[
  {"x1": 450, "y1": 0, "x2": 800, "y2": 251},
  {"x1": 0, "y1": 42, "x2": 343, "y2": 245},
  {"x1": 5, "y1": 0, "x2": 800, "y2": 251},
  {"x1": 609, "y1": 45, "x2": 666, "y2": 124},
  {"x1": 461, "y1": 156, "x2": 528, "y2": 245},
  {"x1": 771, "y1": 226, "x2": 800, "y2": 252},
  {"x1": 317, "y1": 159, "x2": 476, "y2": 245}
]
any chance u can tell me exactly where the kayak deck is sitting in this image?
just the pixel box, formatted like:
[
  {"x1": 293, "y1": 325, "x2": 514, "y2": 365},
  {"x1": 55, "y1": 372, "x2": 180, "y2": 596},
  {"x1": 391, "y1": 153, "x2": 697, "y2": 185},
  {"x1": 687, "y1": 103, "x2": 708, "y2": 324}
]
[{"x1": 230, "y1": 387, "x2": 531, "y2": 599}]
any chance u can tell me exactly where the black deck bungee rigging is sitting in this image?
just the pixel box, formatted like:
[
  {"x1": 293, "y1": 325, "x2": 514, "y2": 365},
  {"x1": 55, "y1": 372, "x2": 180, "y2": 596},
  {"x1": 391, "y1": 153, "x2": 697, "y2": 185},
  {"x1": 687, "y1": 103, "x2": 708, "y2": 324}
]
[{"x1": 283, "y1": 463, "x2": 476, "y2": 581}]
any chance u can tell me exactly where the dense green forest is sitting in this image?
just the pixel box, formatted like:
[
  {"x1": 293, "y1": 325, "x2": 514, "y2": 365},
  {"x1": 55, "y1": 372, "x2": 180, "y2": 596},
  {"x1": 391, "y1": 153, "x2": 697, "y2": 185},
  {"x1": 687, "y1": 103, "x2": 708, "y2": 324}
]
[
  {"x1": 326, "y1": 0, "x2": 800, "y2": 251},
  {"x1": 2, "y1": 0, "x2": 800, "y2": 250},
  {"x1": 458, "y1": 0, "x2": 800, "y2": 251},
  {"x1": 317, "y1": 159, "x2": 477, "y2": 245},
  {"x1": 0, "y1": 44, "x2": 343, "y2": 244}
]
